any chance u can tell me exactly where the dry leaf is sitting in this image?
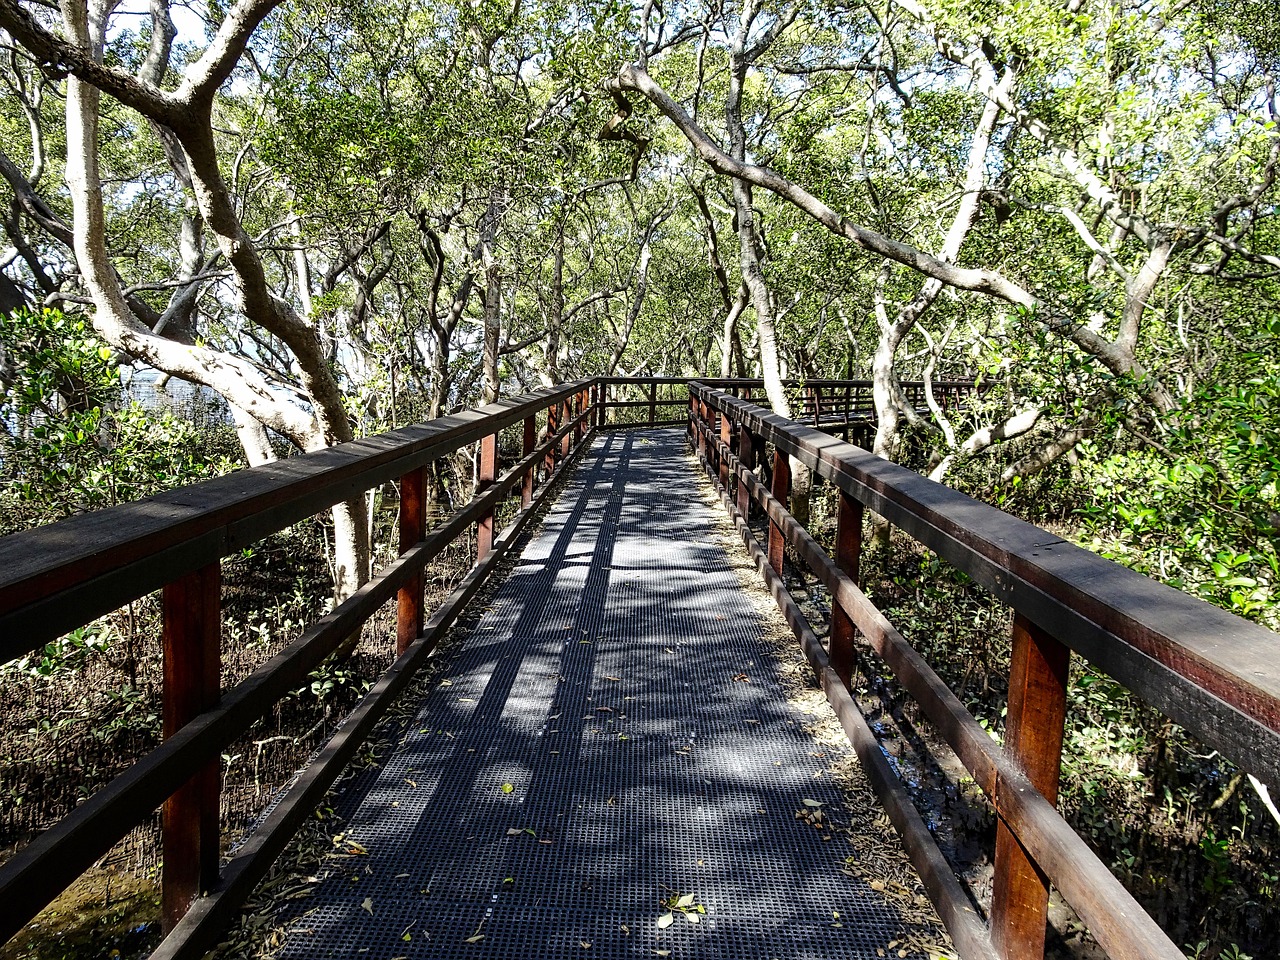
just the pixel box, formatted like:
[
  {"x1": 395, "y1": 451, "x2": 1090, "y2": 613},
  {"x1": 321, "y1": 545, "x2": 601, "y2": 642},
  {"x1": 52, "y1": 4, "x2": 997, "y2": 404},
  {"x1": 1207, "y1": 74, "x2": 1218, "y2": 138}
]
[
  {"x1": 656, "y1": 913, "x2": 674, "y2": 929},
  {"x1": 361, "y1": 897, "x2": 374, "y2": 915}
]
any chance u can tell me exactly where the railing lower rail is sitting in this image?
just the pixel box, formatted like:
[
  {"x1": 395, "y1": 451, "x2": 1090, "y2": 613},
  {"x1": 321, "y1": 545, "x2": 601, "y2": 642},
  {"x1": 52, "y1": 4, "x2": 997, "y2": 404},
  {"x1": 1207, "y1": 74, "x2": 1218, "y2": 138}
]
[
  {"x1": 688, "y1": 383, "x2": 1280, "y2": 960},
  {"x1": 0, "y1": 379, "x2": 605, "y2": 958}
]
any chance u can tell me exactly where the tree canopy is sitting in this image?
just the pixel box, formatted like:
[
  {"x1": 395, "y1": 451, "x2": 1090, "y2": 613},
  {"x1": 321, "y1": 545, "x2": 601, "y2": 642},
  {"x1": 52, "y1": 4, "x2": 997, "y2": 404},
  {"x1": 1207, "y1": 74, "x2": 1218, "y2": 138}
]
[{"x1": 1, "y1": 0, "x2": 1277, "y2": 622}]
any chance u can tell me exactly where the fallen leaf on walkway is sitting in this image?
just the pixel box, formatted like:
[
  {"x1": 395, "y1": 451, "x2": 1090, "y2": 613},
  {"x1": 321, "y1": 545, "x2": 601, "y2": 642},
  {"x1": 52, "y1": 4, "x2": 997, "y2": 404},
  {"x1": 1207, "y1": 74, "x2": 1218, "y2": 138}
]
[
  {"x1": 501, "y1": 783, "x2": 515, "y2": 794},
  {"x1": 465, "y1": 935, "x2": 485, "y2": 944},
  {"x1": 405, "y1": 779, "x2": 417, "y2": 788},
  {"x1": 361, "y1": 897, "x2": 374, "y2": 915},
  {"x1": 604, "y1": 676, "x2": 622, "y2": 682},
  {"x1": 657, "y1": 913, "x2": 674, "y2": 929}
]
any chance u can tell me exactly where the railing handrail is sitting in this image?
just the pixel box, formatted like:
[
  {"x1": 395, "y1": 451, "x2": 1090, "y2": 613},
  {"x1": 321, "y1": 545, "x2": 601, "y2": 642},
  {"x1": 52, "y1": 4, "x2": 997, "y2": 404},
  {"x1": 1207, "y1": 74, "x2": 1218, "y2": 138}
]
[
  {"x1": 0, "y1": 379, "x2": 594, "y2": 663},
  {"x1": 690, "y1": 384, "x2": 1280, "y2": 786},
  {"x1": 0, "y1": 378, "x2": 604, "y2": 956},
  {"x1": 691, "y1": 384, "x2": 1280, "y2": 960}
]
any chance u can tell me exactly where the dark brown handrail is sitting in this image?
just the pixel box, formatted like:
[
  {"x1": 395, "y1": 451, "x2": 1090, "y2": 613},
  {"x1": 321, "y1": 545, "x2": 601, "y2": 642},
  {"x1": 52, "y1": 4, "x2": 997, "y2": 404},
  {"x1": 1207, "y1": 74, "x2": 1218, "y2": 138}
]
[
  {"x1": 0, "y1": 379, "x2": 599, "y2": 955},
  {"x1": 689, "y1": 383, "x2": 1280, "y2": 960},
  {"x1": 0, "y1": 380, "x2": 596, "y2": 662}
]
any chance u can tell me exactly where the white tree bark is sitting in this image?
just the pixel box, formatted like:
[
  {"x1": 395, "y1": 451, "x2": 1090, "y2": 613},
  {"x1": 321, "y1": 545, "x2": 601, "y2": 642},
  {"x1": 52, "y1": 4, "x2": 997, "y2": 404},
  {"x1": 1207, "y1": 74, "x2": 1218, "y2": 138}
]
[{"x1": 42, "y1": 0, "x2": 372, "y2": 623}]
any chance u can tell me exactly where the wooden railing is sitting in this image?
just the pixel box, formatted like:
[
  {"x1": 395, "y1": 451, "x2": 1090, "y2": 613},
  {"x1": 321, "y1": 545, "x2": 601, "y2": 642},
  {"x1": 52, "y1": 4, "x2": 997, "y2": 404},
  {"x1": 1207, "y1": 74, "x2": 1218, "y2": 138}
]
[
  {"x1": 0, "y1": 379, "x2": 600, "y2": 960},
  {"x1": 688, "y1": 383, "x2": 1280, "y2": 960}
]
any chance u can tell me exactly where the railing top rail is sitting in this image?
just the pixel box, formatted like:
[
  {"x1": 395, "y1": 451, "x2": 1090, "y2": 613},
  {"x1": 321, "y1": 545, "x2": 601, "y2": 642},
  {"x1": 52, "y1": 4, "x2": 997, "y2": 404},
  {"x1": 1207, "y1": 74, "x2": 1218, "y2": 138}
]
[
  {"x1": 691, "y1": 383, "x2": 1280, "y2": 788},
  {"x1": 596, "y1": 376, "x2": 690, "y2": 385},
  {"x1": 0, "y1": 379, "x2": 593, "y2": 663},
  {"x1": 692, "y1": 378, "x2": 981, "y2": 389}
]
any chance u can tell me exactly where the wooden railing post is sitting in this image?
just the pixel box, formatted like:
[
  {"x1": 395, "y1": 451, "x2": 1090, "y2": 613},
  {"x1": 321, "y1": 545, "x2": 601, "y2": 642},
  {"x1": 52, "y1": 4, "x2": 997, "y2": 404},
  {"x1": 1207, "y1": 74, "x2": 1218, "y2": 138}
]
[
  {"x1": 161, "y1": 562, "x2": 221, "y2": 932},
  {"x1": 560, "y1": 399, "x2": 572, "y2": 459},
  {"x1": 477, "y1": 433, "x2": 498, "y2": 559},
  {"x1": 719, "y1": 408, "x2": 732, "y2": 492},
  {"x1": 812, "y1": 386, "x2": 822, "y2": 427},
  {"x1": 648, "y1": 381, "x2": 657, "y2": 426},
  {"x1": 598, "y1": 382, "x2": 608, "y2": 428},
  {"x1": 829, "y1": 491, "x2": 863, "y2": 688},
  {"x1": 697, "y1": 399, "x2": 709, "y2": 459},
  {"x1": 521, "y1": 415, "x2": 536, "y2": 507},
  {"x1": 736, "y1": 423, "x2": 756, "y2": 518},
  {"x1": 397, "y1": 468, "x2": 426, "y2": 655},
  {"x1": 991, "y1": 612, "x2": 1070, "y2": 960},
  {"x1": 768, "y1": 449, "x2": 792, "y2": 572},
  {"x1": 546, "y1": 402, "x2": 559, "y2": 473}
]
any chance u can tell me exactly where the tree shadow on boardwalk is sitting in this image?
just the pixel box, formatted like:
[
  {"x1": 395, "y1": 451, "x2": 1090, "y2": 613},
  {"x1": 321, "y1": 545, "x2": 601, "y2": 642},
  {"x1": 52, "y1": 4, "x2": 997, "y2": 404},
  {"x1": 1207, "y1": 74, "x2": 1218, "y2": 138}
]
[{"x1": 272, "y1": 430, "x2": 931, "y2": 960}]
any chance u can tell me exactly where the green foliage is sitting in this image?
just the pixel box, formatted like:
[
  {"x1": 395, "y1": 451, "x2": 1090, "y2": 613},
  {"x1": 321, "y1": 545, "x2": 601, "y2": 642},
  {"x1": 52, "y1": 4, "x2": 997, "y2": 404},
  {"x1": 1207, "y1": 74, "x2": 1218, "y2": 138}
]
[
  {"x1": 1076, "y1": 319, "x2": 1280, "y2": 627},
  {"x1": 0, "y1": 308, "x2": 237, "y2": 534}
]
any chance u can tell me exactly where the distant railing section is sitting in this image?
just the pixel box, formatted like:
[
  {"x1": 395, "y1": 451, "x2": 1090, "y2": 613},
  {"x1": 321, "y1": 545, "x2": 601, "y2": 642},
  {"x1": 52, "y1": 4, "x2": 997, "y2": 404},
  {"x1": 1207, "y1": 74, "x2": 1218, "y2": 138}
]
[
  {"x1": 595, "y1": 377, "x2": 982, "y2": 434},
  {"x1": 688, "y1": 384, "x2": 1280, "y2": 960},
  {"x1": 0, "y1": 379, "x2": 600, "y2": 960}
]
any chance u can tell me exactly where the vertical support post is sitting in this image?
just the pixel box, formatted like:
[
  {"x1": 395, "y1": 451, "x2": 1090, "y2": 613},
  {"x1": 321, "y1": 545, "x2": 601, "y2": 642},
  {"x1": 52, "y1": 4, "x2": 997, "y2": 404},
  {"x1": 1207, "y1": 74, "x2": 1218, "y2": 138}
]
[
  {"x1": 477, "y1": 432, "x2": 497, "y2": 559},
  {"x1": 161, "y1": 562, "x2": 221, "y2": 933},
  {"x1": 648, "y1": 381, "x2": 657, "y2": 426},
  {"x1": 828, "y1": 491, "x2": 864, "y2": 688},
  {"x1": 812, "y1": 386, "x2": 821, "y2": 427},
  {"x1": 736, "y1": 423, "x2": 756, "y2": 518},
  {"x1": 768, "y1": 449, "x2": 792, "y2": 573},
  {"x1": 687, "y1": 392, "x2": 697, "y2": 449},
  {"x1": 719, "y1": 408, "x2": 732, "y2": 492},
  {"x1": 697, "y1": 399, "x2": 708, "y2": 459},
  {"x1": 560, "y1": 399, "x2": 572, "y2": 458},
  {"x1": 990, "y1": 612, "x2": 1070, "y2": 960},
  {"x1": 545, "y1": 402, "x2": 559, "y2": 473},
  {"x1": 397, "y1": 467, "x2": 426, "y2": 655},
  {"x1": 521, "y1": 415, "x2": 536, "y2": 507}
]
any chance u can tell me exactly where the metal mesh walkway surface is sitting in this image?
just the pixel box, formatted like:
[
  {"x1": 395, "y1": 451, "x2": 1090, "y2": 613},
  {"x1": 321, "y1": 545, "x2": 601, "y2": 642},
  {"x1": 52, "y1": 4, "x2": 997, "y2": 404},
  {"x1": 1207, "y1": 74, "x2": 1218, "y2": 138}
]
[{"x1": 275, "y1": 429, "x2": 926, "y2": 959}]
